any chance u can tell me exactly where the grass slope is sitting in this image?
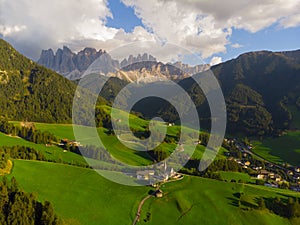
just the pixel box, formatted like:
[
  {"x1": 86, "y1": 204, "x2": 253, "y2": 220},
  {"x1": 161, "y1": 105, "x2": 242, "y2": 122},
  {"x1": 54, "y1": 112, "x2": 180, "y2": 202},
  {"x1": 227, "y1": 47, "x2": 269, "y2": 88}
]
[
  {"x1": 0, "y1": 132, "x2": 88, "y2": 166},
  {"x1": 219, "y1": 171, "x2": 255, "y2": 183},
  {"x1": 8, "y1": 160, "x2": 300, "y2": 225},
  {"x1": 140, "y1": 176, "x2": 300, "y2": 225},
  {"x1": 252, "y1": 131, "x2": 300, "y2": 166},
  {"x1": 12, "y1": 122, "x2": 228, "y2": 165},
  {"x1": 8, "y1": 160, "x2": 150, "y2": 225}
]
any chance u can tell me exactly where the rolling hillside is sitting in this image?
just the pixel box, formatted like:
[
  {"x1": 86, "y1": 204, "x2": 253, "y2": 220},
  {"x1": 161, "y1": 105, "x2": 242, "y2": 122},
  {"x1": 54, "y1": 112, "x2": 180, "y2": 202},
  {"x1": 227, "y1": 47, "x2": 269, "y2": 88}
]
[
  {"x1": 8, "y1": 160, "x2": 300, "y2": 225},
  {"x1": 97, "y1": 49, "x2": 300, "y2": 137},
  {"x1": 0, "y1": 39, "x2": 77, "y2": 122}
]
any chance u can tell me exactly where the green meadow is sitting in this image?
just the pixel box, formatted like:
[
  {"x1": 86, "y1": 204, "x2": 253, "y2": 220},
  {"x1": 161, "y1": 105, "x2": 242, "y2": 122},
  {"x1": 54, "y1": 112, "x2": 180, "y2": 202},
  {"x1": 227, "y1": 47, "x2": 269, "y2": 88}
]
[
  {"x1": 0, "y1": 132, "x2": 88, "y2": 166},
  {"x1": 11, "y1": 120, "x2": 227, "y2": 166},
  {"x1": 7, "y1": 160, "x2": 300, "y2": 225},
  {"x1": 252, "y1": 131, "x2": 300, "y2": 166},
  {"x1": 8, "y1": 160, "x2": 150, "y2": 225},
  {"x1": 140, "y1": 175, "x2": 300, "y2": 225},
  {"x1": 219, "y1": 171, "x2": 256, "y2": 183},
  {"x1": 5, "y1": 119, "x2": 300, "y2": 225}
]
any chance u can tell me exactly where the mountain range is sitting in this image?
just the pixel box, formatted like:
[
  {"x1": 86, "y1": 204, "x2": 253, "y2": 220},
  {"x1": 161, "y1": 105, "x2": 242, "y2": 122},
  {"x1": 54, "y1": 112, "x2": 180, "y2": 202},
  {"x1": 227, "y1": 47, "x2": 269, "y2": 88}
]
[
  {"x1": 96, "y1": 49, "x2": 300, "y2": 136},
  {"x1": 37, "y1": 46, "x2": 210, "y2": 82},
  {"x1": 2, "y1": 39, "x2": 300, "y2": 137},
  {"x1": 38, "y1": 46, "x2": 109, "y2": 80}
]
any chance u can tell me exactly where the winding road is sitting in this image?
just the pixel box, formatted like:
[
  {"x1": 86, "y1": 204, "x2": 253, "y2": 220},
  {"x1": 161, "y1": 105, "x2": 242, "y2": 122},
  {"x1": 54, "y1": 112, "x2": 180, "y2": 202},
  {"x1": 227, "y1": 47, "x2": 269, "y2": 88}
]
[{"x1": 132, "y1": 195, "x2": 153, "y2": 225}]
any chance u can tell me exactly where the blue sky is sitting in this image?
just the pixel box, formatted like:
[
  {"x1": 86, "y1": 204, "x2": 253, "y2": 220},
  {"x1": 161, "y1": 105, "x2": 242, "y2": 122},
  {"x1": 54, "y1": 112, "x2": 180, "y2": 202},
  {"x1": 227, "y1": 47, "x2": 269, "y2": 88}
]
[
  {"x1": 217, "y1": 25, "x2": 300, "y2": 62},
  {"x1": 106, "y1": 0, "x2": 300, "y2": 64},
  {"x1": 1, "y1": 0, "x2": 299, "y2": 65},
  {"x1": 106, "y1": 0, "x2": 143, "y2": 32}
]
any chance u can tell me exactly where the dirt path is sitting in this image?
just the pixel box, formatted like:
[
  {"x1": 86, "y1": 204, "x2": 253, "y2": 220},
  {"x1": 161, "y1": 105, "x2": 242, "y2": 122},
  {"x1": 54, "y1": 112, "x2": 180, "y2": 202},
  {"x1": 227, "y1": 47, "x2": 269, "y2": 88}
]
[
  {"x1": 132, "y1": 176, "x2": 183, "y2": 224},
  {"x1": 132, "y1": 195, "x2": 153, "y2": 225}
]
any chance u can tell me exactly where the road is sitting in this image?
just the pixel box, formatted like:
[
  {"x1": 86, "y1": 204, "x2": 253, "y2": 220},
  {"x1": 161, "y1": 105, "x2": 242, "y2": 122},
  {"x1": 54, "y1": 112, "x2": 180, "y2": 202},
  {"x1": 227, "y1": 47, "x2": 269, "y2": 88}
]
[
  {"x1": 132, "y1": 195, "x2": 153, "y2": 225},
  {"x1": 235, "y1": 141, "x2": 300, "y2": 176}
]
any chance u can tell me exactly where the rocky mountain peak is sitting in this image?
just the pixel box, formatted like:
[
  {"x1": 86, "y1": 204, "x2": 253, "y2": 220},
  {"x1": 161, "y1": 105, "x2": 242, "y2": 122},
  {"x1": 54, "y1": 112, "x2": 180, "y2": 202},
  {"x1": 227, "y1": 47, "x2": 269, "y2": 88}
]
[
  {"x1": 38, "y1": 46, "x2": 107, "y2": 80},
  {"x1": 120, "y1": 53, "x2": 157, "y2": 68}
]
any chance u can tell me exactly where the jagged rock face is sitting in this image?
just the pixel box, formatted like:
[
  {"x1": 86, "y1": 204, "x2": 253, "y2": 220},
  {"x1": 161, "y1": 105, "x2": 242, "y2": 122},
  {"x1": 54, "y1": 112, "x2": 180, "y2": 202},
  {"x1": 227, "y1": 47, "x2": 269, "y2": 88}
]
[
  {"x1": 81, "y1": 53, "x2": 120, "y2": 77},
  {"x1": 109, "y1": 61, "x2": 192, "y2": 83},
  {"x1": 38, "y1": 49, "x2": 55, "y2": 69},
  {"x1": 171, "y1": 62, "x2": 210, "y2": 75},
  {"x1": 38, "y1": 47, "x2": 209, "y2": 83},
  {"x1": 73, "y1": 48, "x2": 104, "y2": 72},
  {"x1": 120, "y1": 53, "x2": 157, "y2": 68},
  {"x1": 38, "y1": 46, "x2": 106, "y2": 80}
]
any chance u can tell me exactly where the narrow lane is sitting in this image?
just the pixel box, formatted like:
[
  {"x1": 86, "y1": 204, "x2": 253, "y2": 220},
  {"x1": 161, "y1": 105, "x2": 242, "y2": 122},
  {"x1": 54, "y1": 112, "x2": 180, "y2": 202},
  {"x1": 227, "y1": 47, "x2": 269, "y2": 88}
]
[{"x1": 132, "y1": 195, "x2": 153, "y2": 225}]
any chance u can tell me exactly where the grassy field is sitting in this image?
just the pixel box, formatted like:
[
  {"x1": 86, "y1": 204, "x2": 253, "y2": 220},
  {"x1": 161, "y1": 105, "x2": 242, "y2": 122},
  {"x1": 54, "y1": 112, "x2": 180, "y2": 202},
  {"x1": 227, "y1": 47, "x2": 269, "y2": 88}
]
[
  {"x1": 219, "y1": 171, "x2": 255, "y2": 183},
  {"x1": 140, "y1": 175, "x2": 300, "y2": 225},
  {"x1": 8, "y1": 160, "x2": 150, "y2": 225},
  {"x1": 11, "y1": 121, "x2": 227, "y2": 166},
  {"x1": 252, "y1": 131, "x2": 300, "y2": 166},
  {"x1": 0, "y1": 132, "x2": 88, "y2": 166},
  {"x1": 8, "y1": 160, "x2": 300, "y2": 225}
]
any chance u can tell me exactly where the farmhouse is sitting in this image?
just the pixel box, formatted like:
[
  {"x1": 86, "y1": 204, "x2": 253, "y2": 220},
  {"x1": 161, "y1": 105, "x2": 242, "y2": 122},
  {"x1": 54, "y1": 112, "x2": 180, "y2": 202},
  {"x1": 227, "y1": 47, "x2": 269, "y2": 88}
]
[
  {"x1": 154, "y1": 189, "x2": 163, "y2": 198},
  {"x1": 257, "y1": 174, "x2": 265, "y2": 179},
  {"x1": 59, "y1": 139, "x2": 82, "y2": 147},
  {"x1": 244, "y1": 161, "x2": 251, "y2": 166},
  {"x1": 20, "y1": 121, "x2": 36, "y2": 130},
  {"x1": 136, "y1": 170, "x2": 155, "y2": 180}
]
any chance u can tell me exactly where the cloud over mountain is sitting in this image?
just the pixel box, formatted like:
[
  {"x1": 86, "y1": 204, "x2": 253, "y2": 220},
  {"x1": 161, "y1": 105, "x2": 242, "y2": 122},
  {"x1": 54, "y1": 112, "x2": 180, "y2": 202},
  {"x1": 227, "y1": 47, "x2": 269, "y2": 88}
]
[{"x1": 0, "y1": 0, "x2": 299, "y2": 61}]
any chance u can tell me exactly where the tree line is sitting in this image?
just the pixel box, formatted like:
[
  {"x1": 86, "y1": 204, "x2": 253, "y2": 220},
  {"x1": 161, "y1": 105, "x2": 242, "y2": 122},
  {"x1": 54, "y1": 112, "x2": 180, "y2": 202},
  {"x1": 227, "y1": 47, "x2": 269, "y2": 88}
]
[
  {"x1": 0, "y1": 120, "x2": 57, "y2": 144},
  {"x1": 182, "y1": 158, "x2": 242, "y2": 178},
  {"x1": 255, "y1": 196, "x2": 300, "y2": 219},
  {"x1": 0, "y1": 146, "x2": 46, "y2": 169},
  {"x1": 65, "y1": 144, "x2": 117, "y2": 164},
  {"x1": 0, "y1": 177, "x2": 67, "y2": 225}
]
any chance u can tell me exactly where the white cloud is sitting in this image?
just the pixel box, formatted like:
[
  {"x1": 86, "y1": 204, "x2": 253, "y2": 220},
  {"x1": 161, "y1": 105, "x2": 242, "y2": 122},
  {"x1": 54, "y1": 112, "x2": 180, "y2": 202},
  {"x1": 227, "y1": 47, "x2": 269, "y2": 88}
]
[
  {"x1": 122, "y1": 0, "x2": 231, "y2": 59},
  {"x1": 231, "y1": 43, "x2": 243, "y2": 49},
  {"x1": 0, "y1": 25, "x2": 27, "y2": 36},
  {"x1": 279, "y1": 13, "x2": 300, "y2": 28},
  {"x1": 0, "y1": 0, "x2": 118, "y2": 58},
  {"x1": 210, "y1": 56, "x2": 222, "y2": 66},
  {"x1": 122, "y1": 0, "x2": 300, "y2": 58},
  {"x1": 0, "y1": 0, "x2": 299, "y2": 62}
]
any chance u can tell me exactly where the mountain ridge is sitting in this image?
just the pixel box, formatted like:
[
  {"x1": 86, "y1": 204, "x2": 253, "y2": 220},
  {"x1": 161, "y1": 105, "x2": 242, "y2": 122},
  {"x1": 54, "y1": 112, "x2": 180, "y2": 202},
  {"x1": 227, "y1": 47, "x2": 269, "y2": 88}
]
[
  {"x1": 0, "y1": 39, "x2": 101, "y2": 123},
  {"x1": 37, "y1": 46, "x2": 209, "y2": 82}
]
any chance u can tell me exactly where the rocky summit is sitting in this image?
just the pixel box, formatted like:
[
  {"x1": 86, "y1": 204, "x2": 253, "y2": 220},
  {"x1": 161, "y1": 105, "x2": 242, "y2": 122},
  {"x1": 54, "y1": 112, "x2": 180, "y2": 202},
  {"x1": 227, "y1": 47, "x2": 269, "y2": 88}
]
[{"x1": 38, "y1": 46, "x2": 109, "y2": 80}]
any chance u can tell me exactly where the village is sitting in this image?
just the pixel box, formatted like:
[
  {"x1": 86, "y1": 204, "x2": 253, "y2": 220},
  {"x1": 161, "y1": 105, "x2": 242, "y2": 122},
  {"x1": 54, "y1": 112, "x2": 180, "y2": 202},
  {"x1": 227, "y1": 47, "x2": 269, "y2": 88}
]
[
  {"x1": 223, "y1": 138, "x2": 300, "y2": 192},
  {"x1": 54, "y1": 132, "x2": 300, "y2": 192}
]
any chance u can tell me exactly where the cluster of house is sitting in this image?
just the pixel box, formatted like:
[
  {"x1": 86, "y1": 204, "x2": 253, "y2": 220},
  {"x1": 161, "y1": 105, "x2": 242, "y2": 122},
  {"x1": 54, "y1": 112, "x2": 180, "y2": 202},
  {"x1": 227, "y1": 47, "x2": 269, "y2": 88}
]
[
  {"x1": 58, "y1": 139, "x2": 82, "y2": 148},
  {"x1": 256, "y1": 169, "x2": 282, "y2": 181},
  {"x1": 225, "y1": 138, "x2": 300, "y2": 191},
  {"x1": 136, "y1": 167, "x2": 177, "y2": 182},
  {"x1": 135, "y1": 161, "x2": 183, "y2": 186}
]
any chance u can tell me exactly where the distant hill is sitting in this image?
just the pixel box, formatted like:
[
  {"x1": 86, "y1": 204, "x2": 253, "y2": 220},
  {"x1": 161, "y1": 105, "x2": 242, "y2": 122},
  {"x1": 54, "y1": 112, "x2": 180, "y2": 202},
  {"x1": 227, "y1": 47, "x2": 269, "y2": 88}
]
[
  {"x1": 171, "y1": 61, "x2": 210, "y2": 75},
  {"x1": 0, "y1": 39, "x2": 96, "y2": 123},
  {"x1": 212, "y1": 50, "x2": 300, "y2": 135},
  {"x1": 4, "y1": 38, "x2": 300, "y2": 136},
  {"x1": 98, "y1": 49, "x2": 300, "y2": 136}
]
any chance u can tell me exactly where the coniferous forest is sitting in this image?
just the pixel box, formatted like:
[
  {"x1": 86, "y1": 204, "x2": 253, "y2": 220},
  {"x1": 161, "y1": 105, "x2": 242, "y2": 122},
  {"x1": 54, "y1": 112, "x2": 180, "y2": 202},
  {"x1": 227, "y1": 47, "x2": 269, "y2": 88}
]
[{"x1": 0, "y1": 177, "x2": 66, "y2": 225}]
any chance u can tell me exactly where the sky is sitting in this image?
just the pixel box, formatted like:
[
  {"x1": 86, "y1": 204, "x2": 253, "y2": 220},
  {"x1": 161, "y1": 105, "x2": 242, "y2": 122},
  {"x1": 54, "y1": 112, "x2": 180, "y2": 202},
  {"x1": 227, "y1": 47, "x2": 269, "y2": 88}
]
[{"x1": 0, "y1": 0, "x2": 300, "y2": 66}]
